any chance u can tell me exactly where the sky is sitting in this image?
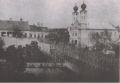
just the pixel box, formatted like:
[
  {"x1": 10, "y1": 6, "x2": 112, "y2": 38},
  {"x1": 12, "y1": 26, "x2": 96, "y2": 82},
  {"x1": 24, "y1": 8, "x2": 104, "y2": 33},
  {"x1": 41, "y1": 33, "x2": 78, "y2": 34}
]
[{"x1": 0, "y1": 0, "x2": 120, "y2": 28}]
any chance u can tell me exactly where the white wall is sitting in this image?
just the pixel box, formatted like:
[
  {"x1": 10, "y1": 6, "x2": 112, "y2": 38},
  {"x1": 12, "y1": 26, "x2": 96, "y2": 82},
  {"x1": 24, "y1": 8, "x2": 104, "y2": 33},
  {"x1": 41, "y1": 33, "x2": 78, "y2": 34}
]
[
  {"x1": 80, "y1": 29, "x2": 119, "y2": 47},
  {"x1": 2, "y1": 37, "x2": 51, "y2": 54},
  {"x1": 69, "y1": 29, "x2": 119, "y2": 47}
]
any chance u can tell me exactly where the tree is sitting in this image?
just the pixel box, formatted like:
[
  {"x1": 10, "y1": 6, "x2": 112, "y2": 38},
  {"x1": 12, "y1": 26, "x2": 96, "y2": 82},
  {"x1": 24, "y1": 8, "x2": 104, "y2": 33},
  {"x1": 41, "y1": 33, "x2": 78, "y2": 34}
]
[
  {"x1": 46, "y1": 28, "x2": 70, "y2": 44},
  {"x1": 12, "y1": 25, "x2": 23, "y2": 38},
  {"x1": 30, "y1": 41, "x2": 40, "y2": 56},
  {"x1": 0, "y1": 38, "x2": 5, "y2": 58},
  {"x1": 89, "y1": 32, "x2": 102, "y2": 51},
  {"x1": 57, "y1": 29, "x2": 70, "y2": 44},
  {"x1": 111, "y1": 43, "x2": 119, "y2": 58},
  {"x1": 89, "y1": 29, "x2": 112, "y2": 51},
  {"x1": 24, "y1": 41, "x2": 40, "y2": 57},
  {"x1": 101, "y1": 29, "x2": 111, "y2": 51},
  {"x1": 46, "y1": 31, "x2": 59, "y2": 43},
  {"x1": 0, "y1": 38, "x2": 4, "y2": 48},
  {"x1": 24, "y1": 44, "x2": 32, "y2": 57},
  {"x1": 6, "y1": 45, "x2": 25, "y2": 75}
]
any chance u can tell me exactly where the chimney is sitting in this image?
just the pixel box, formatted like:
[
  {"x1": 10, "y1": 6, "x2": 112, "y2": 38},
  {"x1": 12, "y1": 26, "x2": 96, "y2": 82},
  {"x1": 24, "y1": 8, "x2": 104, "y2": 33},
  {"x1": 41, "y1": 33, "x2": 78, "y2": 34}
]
[
  {"x1": 9, "y1": 18, "x2": 12, "y2": 21},
  {"x1": 20, "y1": 18, "x2": 22, "y2": 21}
]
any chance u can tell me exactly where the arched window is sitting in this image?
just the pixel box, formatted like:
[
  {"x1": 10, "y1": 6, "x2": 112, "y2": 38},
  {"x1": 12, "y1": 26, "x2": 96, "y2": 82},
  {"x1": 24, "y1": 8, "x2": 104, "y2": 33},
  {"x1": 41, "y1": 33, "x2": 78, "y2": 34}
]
[
  {"x1": 24, "y1": 33, "x2": 27, "y2": 38},
  {"x1": 75, "y1": 40, "x2": 77, "y2": 44},
  {"x1": 34, "y1": 34, "x2": 36, "y2": 38},
  {"x1": 114, "y1": 32, "x2": 116, "y2": 36},
  {"x1": 2, "y1": 32, "x2": 6, "y2": 37},
  {"x1": 72, "y1": 33, "x2": 74, "y2": 36},
  {"x1": 38, "y1": 34, "x2": 40, "y2": 38},
  {"x1": 75, "y1": 33, "x2": 77, "y2": 36},
  {"x1": 29, "y1": 33, "x2": 32, "y2": 38},
  {"x1": 72, "y1": 40, "x2": 74, "y2": 44}
]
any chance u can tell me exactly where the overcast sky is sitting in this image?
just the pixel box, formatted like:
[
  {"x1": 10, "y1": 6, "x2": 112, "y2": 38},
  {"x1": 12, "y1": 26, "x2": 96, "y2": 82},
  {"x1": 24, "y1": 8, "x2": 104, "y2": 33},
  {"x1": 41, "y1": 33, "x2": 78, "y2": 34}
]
[{"x1": 0, "y1": 0, "x2": 120, "y2": 28}]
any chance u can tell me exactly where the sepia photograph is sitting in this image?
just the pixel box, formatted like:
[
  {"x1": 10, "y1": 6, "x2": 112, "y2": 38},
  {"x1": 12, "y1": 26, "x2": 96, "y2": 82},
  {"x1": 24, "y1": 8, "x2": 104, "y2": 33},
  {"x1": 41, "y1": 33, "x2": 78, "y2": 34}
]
[{"x1": 0, "y1": 0, "x2": 119, "y2": 82}]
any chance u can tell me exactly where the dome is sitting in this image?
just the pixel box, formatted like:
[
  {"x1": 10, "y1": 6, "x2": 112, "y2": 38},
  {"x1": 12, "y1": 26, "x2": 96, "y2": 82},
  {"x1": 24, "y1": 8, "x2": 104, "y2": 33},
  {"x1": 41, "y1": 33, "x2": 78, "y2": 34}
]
[
  {"x1": 81, "y1": 3, "x2": 86, "y2": 10},
  {"x1": 73, "y1": 5, "x2": 78, "y2": 12}
]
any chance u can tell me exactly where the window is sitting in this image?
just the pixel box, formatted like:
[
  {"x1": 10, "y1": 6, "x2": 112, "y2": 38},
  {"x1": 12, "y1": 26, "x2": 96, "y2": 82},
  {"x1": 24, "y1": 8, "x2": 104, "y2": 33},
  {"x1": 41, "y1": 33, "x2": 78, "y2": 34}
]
[
  {"x1": 115, "y1": 32, "x2": 116, "y2": 36},
  {"x1": 72, "y1": 40, "x2": 74, "y2": 44},
  {"x1": 75, "y1": 33, "x2": 77, "y2": 36},
  {"x1": 88, "y1": 41, "x2": 89, "y2": 44},
  {"x1": 34, "y1": 34, "x2": 36, "y2": 38},
  {"x1": 29, "y1": 33, "x2": 32, "y2": 38},
  {"x1": 110, "y1": 32, "x2": 112, "y2": 35},
  {"x1": 75, "y1": 40, "x2": 77, "y2": 44},
  {"x1": 2, "y1": 32, "x2": 6, "y2": 37},
  {"x1": 24, "y1": 33, "x2": 27, "y2": 38},
  {"x1": 38, "y1": 34, "x2": 40, "y2": 38},
  {"x1": 72, "y1": 33, "x2": 74, "y2": 36}
]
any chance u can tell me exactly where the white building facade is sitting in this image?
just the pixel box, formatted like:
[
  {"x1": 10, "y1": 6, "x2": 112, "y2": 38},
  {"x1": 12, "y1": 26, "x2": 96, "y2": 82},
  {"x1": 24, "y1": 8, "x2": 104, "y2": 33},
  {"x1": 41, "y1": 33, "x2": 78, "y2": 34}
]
[
  {"x1": 69, "y1": 2, "x2": 119, "y2": 48},
  {"x1": 0, "y1": 19, "x2": 49, "y2": 39}
]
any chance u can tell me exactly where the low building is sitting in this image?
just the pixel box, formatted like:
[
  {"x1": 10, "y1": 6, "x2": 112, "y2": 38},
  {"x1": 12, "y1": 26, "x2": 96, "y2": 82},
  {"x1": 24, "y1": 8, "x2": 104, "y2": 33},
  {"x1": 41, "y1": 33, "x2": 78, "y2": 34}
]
[{"x1": 0, "y1": 18, "x2": 49, "y2": 39}]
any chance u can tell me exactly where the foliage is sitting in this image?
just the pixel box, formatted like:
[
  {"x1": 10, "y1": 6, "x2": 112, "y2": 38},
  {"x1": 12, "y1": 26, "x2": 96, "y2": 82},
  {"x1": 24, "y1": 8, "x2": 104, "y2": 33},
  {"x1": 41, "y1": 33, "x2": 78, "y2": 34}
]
[
  {"x1": 110, "y1": 43, "x2": 119, "y2": 58},
  {"x1": 23, "y1": 41, "x2": 40, "y2": 57},
  {"x1": 46, "y1": 28, "x2": 70, "y2": 44},
  {"x1": 0, "y1": 38, "x2": 5, "y2": 58},
  {"x1": 30, "y1": 41, "x2": 40, "y2": 56},
  {"x1": 6, "y1": 45, "x2": 25, "y2": 73},
  {"x1": 0, "y1": 37, "x2": 4, "y2": 48},
  {"x1": 89, "y1": 29, "x2": 112, "y2": 51},
  {"x1": 12, "y1": 26, "x2": 23, "y2": 38},
  {"x1": 24, "y1": 44, "x2": 32, "y2": 57},
  {"x1": 46, "y1": 32, "x2": 58, "y2": 42}
]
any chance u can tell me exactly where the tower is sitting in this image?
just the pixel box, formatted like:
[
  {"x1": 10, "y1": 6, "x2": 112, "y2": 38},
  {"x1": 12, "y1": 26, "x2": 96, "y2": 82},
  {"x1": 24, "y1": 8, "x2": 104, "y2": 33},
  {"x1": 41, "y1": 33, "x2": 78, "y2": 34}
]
[
  {"x1": 80, "y1": 1, "x2": 87, "y2": 24},
  {"x1": 72, "y1": 4, "x2": 79, "y2": 24}
]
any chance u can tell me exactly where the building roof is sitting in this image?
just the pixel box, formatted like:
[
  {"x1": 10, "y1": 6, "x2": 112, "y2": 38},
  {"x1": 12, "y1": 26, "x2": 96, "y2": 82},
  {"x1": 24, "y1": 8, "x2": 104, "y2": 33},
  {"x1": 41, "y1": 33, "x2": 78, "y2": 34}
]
[
  {"x1": 71, "y1": 20, "x2": 87, "y2": 29},
  {"x1": 29, "y1": 25, "x2": 42, "y2": 31},
  {"x1": 29, "y1": 25, "x2": 48, "y2": 32},
  {"x1": 87, "y1": 22, "x2": 116, "y2": 30},
  {"x1": 0, "y1": 20, "x2": 30, "y2": 31}
]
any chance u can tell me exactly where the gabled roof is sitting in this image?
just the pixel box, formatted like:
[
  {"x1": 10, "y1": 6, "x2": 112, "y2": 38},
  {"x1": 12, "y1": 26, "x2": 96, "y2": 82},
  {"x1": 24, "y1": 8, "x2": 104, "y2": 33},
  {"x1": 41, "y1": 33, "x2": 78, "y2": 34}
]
[
  {"x1": 87, "y1": 22, "x2": 116, "y2": 30},
  {"x1": 71, "y1": 20, "x2": 87, "y2": 29},
  {"x1": 0, "y1": 20, "x2": 30, "y2": 31}
]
